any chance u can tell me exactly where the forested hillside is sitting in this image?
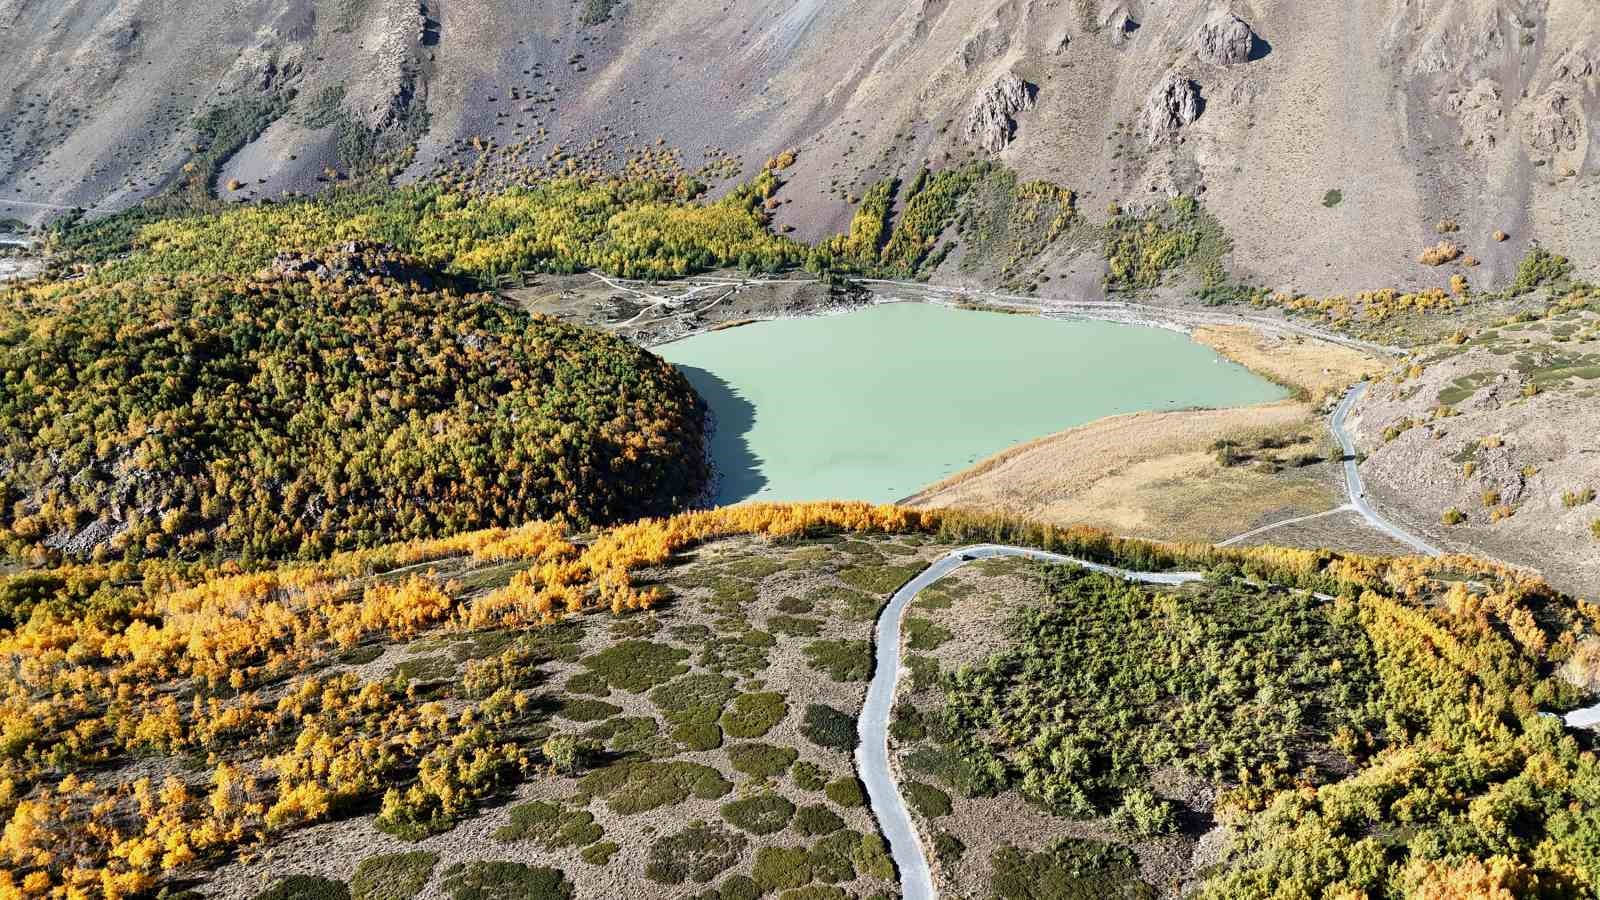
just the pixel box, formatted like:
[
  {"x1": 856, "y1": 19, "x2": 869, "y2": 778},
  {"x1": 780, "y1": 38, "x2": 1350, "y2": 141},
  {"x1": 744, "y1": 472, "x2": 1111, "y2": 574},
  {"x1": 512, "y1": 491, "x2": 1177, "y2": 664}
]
[{"x1": 0, "y1": 241, "x2": 707, "y2": 565}]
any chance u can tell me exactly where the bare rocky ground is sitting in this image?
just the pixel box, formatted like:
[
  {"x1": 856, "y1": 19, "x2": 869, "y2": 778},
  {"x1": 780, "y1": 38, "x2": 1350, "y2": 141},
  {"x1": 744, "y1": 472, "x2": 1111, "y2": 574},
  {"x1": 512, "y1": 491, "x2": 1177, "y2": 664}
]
[{"x1": 1351, "y1": 305, "x2": 1600, "y2": 598}]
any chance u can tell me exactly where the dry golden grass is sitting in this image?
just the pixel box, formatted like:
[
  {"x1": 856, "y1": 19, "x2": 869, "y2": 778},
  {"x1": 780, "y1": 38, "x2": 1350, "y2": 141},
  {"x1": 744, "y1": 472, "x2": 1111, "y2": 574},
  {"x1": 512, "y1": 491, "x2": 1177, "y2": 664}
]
[
  {"x1": 903, "y1": 328, "x2": 1388, "y2": 542},
  {"x1": 1191, "y1": 326, "x2": 1386, "y2": 403}
]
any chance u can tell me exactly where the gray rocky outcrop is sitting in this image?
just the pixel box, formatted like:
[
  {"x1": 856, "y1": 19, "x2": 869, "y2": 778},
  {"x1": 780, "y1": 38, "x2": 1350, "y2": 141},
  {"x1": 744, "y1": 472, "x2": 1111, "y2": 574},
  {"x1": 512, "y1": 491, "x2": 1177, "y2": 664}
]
[
  {"x1": 1192, "y1": 11, "x2": 1256, "y2": 66},
  {"x1": 1524, "y1": 86, "x2": 1584, "y2": 154},
  {"x1": 964, "y1": 72, "x2": 1035, "y2": 153},
  {"x1": 1447, "y1": 79, "x2": 1504, "y2": 150},
  {"x1": 1105, "y1": 4, "x2": 1138, "y2": 47},
  {"x1": 1142, "y1": 72, "x2": 1201, "y2": 146}
]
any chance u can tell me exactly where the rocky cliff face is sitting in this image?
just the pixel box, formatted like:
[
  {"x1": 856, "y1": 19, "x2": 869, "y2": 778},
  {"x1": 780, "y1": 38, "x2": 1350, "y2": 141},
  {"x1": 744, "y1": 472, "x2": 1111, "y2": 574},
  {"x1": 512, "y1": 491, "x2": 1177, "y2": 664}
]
[
  {"x1": 1142, "y1": 72, "x2": 1201, "y2": 146},
  {"x1": 965, "y1": 72, "x2": 1035, "y2": 153},
  {"x1": 3, "y1": 0, "x2": 1600, "y2": 295}
]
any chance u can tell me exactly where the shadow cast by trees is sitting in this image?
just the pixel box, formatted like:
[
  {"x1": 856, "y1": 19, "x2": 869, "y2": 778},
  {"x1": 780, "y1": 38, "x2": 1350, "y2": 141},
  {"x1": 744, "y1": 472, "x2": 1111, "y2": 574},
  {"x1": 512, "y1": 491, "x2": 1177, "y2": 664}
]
[{"x1": 673, "y1": 364, "x2": 767, "y2": 505}]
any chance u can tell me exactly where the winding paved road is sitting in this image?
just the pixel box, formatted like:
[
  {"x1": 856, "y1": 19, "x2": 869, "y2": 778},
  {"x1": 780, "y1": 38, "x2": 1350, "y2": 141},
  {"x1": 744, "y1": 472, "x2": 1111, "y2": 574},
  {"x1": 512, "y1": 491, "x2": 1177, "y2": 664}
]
[
  {"x1": 857, "y1": 545, "x2": 1203, "y2": 900},
  {"x1": 1330, "y1": 383, "x2": 1442, "y2": 557}
]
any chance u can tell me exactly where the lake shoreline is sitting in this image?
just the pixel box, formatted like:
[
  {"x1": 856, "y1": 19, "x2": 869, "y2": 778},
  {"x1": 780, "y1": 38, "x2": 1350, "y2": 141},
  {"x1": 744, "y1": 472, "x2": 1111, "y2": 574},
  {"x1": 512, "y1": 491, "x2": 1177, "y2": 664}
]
[{"x1": 655, "y1": 303, "x2": 1287, "y2": 509}]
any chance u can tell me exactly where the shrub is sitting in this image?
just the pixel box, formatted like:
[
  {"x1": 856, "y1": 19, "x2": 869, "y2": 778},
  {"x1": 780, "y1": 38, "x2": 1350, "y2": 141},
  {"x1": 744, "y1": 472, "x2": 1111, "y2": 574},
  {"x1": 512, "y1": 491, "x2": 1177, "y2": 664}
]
[
  {"x1": 792, "y1": 760, "x2": 827, "y2": 791},
  {"x1": 905, "y1": 781, "x2": 952, "y2": 818},
  {"x1": 251, "y1": 876, "x2": 350, "y2": 900},
  {"x1": 777, "y1": 596, "x2": 815, "y2": 613},
  {"x1": 1321, "y1": 189, "x2": 1343, "y2": 208},
  {"x1": 1417, "y1": 240, "x2": 1462, "y2": 266},
  {"x1": 1442, "y1": 508, "x2": 1467, "y2": 526},
  {"x1": 904, "y1": 617, "x2": 953, "y2": 651},
  {"x1": 1562, "y1": 488, "x2": 1595, "y2": 508},
  {"x1": 646, "y1": 823, "x2": 748, "y2": 884},
  {"x1": 722, "y1": 794, "x2": 797, "y2": 834},
  {"x1": 728, "y1": 743, "x2": 799, "y2": 779},
  {"x1": 440, "y1": 861, "x2": 573, "y2": 900},
  {"x1": 852, "y1": 833, "x2": 895, "y2": 881},
  {"x1": 933, "y1": 831, "x2": 966, "y2": 866},
  {"x1": 494, "y1": 801, "x2": 603, "y2": 848},
  {"x1": 800, "y1": 704, "x2": 858, "y2": 752},
  {"x1": 653, "y1": 673, "x2": 737, "y2": 746},
  {"x1": 1110, "y1": 787, "x2": 1178, "y2": 838},
  {"x1": 768, "y1": 614, "x2": 823, "y2": 636},
  {"x1": 721, "y1": 691, "x2": 788, "y2": 739},
  {"x1": 824, "y1": 777, "x2": 866, "y2": 808},
  {"x1": 579, "y1": 841, "x2": 619, "y2": 865},
  {"x1": 578, "y1": 761, "x2": 732, "y2": 814},
  {"x1": 837, "y1": 564, "x2": 920, "y2": 594},
  {"x1": 555, "y1": 698, "x2": 621, "y2": 722},
  {"x1": 802, "y1": 640, "x2": 872, "y2": 681},
  {"x1": 351, "y1": 852, "x2": 438, "y2": 900},
  {"x1": 673, "y1": 721, "x2": 724, "y2": 751},
  {"x1": 792, "y1": 803, "x2": 845, "y2": 836},
  {"x1": 753, "y1": 847, "x2": 813, "y2": 893},
  {"x1": 1509, "y1": 246, "x2": 1573, "y2": 296},
  {"x1": 1591, "y1": 519, "x2": 1600, "y2": 541},
  {"x1": 582, "y1": 641, "x2": 690, "y2": 692},
  {"x1": 989, "y1": 839, "x2": 1148, "y2": 899}
]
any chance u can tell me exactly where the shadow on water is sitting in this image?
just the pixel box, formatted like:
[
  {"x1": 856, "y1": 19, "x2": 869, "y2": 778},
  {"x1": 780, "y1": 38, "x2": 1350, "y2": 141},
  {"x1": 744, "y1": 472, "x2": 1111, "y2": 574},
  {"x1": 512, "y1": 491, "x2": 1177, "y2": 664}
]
[{"x1": 674, "y1": 364, "x2": 767, "y2": 505}]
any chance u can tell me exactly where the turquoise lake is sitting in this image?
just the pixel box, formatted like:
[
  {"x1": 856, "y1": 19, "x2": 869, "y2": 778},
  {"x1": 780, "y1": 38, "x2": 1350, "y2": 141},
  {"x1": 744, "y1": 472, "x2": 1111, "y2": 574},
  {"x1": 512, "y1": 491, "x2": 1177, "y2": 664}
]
[{"x1": 656, "y1": 302, "x2": 1284, "y2": 506}]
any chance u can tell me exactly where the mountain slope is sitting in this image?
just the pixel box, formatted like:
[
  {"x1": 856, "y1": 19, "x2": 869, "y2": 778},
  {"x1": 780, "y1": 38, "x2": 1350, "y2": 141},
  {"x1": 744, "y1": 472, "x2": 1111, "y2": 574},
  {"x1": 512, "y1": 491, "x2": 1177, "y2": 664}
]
[{"x1": 4, "y1": 0, "x2": 1599, "y2": 295}]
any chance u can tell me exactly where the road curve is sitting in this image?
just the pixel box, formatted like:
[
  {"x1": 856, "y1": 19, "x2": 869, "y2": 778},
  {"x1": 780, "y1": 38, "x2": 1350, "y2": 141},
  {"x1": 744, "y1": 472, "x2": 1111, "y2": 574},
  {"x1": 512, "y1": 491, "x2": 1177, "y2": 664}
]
[
  {"x1": 1330, "y1": 383, "x2": 1443, "y2": 557},
  {"x1": 857, "y1": 545, "x2": 1203, "y2": 899}
]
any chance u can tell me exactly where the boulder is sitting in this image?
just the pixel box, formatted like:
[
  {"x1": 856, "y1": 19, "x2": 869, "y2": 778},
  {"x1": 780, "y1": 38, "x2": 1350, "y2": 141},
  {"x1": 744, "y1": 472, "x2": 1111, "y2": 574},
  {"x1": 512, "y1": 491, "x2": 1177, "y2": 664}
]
[
  {"x1": 964, "y1": 72, "x2": 1036, "y2": 153},
  {"x1": 1105, "y1": 4, "x2": 1138, "y2": 47},
  {"x1": 1192, "y1": 11, "x2": 1256, "y2": 66},
  {"x1": 1142, "y1": 72, "x2": 1201, "y2": 146}
]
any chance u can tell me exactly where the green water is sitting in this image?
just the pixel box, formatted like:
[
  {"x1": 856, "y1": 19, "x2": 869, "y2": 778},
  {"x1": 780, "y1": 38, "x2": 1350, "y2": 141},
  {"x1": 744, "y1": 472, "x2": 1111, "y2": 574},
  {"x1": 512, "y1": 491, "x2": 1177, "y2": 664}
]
[{"x1": 657, "y1": 303, "x2": 1284, "y2": 505}]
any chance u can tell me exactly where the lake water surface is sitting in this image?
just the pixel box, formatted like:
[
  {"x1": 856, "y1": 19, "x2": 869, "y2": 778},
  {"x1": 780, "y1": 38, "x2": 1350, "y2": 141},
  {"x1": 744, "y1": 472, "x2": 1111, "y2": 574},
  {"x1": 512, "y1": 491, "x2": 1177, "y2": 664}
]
[{"x1": 657, "y1": 302, "x2": 1284, "y2": 505}]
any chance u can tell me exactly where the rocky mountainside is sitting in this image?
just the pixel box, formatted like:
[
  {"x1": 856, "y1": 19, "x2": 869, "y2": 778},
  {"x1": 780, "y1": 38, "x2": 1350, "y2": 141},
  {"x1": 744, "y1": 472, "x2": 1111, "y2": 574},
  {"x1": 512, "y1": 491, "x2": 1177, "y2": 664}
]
[
  {"x1": 1349, "y1": 299, "x2": 1600, "y2": 597},
  {"x1": 3, "y1": 0, "x2": 1599, "y2": 295}
]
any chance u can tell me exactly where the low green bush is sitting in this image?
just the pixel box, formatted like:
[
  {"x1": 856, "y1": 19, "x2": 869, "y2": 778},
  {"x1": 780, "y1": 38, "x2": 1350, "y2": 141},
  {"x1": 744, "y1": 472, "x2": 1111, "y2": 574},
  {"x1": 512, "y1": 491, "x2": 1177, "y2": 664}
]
[
  {"x1": 802, "y1": 640, "x2": 872, "y2": 681},
  {"x1": 989, "y1": 839, "x2": 1152, "y2": 899},
  {"x1": 837, "y1": 565, "x2": 920, "y2": 594},
  {"x1": 721, "y1": 691, "x2": 788, "y2": 739},
  {"x1": 251, "y1": 876, "x2": 350, "y2": 900},
  {"x1": 440, "y1": 861, "x2": 573, "y2": 900},
  {"x1": 494, "y1": 801, "x2": 603, "y2": 848},
  {"x1": 579, "y1": 841, "x2": 619, "y2": 865},
  {"x1": 721, "y1": 794, "x2": 797, "y2": 834},
  {"x1": 578, "y1": 760, "x2": 732, "y2": 814},
  {"x1": 824, "y1": 777, "x2": 866, "y2": 808},
  {"x1": 582, "y1": 640, "x2": 690, "y2": 692},
  {"x1": 792, "y1": 803, "x2": 845, "y2": 836},
  {"x1": 1110, "y1": 788, "x2": 1178, "y2": 838},
  {"x1": 792, "y1": 760, "x2": 827, "y2": 791},
  {"x1": 351, "y1": 852, "x2": 438, "y2": 900},
  {"x1": 645, "y1": 824, "x2": 748, "y2": 884},
  {"x1": 905, "y1": 781, "x2": 952, "y2": 818},
  {"x1": 904, "y1": 617, "x2": 953, "y2": 651},
  {"x1": 800, "y1": 704, "x2": 857, "y2": 751},
  {"x1": 728, "y1": 743, "x2": 799, "y2": 779},
  {"x1": 556, "y1": 697, "x2": 621, "y2": 722}
]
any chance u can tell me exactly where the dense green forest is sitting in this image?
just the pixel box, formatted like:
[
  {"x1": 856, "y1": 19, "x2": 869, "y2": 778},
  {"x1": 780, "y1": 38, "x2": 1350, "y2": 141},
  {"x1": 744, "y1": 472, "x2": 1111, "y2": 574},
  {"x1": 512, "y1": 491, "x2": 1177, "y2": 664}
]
[{"x1": 0, "y1": 243, "x2": 707, "y2": 564}]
